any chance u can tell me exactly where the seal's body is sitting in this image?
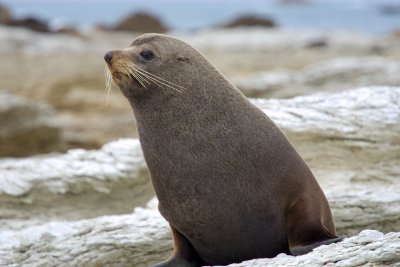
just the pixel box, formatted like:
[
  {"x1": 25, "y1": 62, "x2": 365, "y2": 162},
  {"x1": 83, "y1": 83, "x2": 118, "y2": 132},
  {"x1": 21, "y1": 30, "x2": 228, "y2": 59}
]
[{"x1": 105, "y1": 34, "x2": 341, "y2": 267}]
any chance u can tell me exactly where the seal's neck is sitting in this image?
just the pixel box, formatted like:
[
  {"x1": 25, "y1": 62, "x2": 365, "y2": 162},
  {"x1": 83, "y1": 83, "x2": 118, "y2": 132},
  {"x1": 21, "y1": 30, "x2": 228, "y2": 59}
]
[{"x1": 129, "y1": 72, "x2": 248, "y2": 136}]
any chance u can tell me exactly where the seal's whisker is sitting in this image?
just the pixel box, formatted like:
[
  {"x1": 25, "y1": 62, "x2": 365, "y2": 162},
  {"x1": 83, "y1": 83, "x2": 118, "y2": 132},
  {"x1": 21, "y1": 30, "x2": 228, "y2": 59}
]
[
  {"x1": 105, "y1": 66, "x2": 112, "y2": 91},
  {"x1": 121, "y1": 65, "x2": 147, "y2": 88},
  {"x1": 134, "y1": 68, "x2": 184, "y2": 93},
  {"x1": 111, "y1": 61, "x2": 184, "y2": 93},
  {"x1": 130, "y1": 63, "x2": 186, "y2": 90},
  {"x1": 134, "y1": 70, "x2": 167, "y2": 90},
  {"x1": 104, "y1": 65, "x2": 114, "y2": 106},
  {"x1": 137, "y1": 68, "x2": 186, "y2": 90},
  {"x1": 134, "y1": 74, "x2": 148, "y2": 87},
  {"x1": 135, "y1": 68, "x2": 183, "y2": 93},
  {"x1": 133, "y1": 70, "x2": 170, "y2": 91},
  {"x1": 132, "y1": 73, "x2": 147, "y2": 88},
  {"x1": 127, "y1": 67, "x2": 149, "y2": 88}
]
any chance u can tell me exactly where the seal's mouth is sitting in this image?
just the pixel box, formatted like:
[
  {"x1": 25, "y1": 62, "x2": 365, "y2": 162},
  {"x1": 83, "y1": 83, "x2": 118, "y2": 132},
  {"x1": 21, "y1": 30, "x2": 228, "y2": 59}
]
[
  {"x1": 112, "y1": 71, "x2": 123, "y2": 80},
  {"x1": 111, "y1": 70, "x2": 144, "y2": 88},
  {"x1": 104, "y1": 56, "x2": 144, "y2": 88},
  {"x1": 111, "y1": 71, "x2": 130, "y2": 81}
]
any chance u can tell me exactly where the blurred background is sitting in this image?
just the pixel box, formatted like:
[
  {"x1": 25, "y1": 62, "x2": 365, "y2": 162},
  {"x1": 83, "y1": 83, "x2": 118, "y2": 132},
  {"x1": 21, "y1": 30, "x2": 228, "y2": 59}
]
[{"x1": 1, "y1": 0, "x2": 400, "y2": 157}]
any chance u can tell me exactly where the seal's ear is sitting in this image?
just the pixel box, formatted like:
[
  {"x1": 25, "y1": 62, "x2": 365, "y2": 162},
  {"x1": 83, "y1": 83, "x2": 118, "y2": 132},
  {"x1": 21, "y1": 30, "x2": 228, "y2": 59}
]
[{"x1": 176, "y1": 53, "x2": 189, "y2": 62}]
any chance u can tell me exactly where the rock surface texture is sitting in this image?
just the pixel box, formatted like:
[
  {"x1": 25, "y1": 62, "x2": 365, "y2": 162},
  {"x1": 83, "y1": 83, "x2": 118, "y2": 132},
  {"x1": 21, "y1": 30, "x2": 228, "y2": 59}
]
[
  {"x1": 236, "y1": 57, "x2": 400, "y2": 98},
  {"x1": 252, "y1": 86, "x2": 399, "y2": 191},
  {"x1": 0, "y1": 207, "x2": 171, "y2": 267},
  {"x1": 0, "y1": 207, "x2": 399, "y2": 267},
  {"x1": 220, "y1": 230, "x2": 400, "y2": 267},
  {"x1": 1, "y1": 87, "x2": 399, "y2": 266},
  {"x1": 0, "y1": 90, "x2": 61, "y2": 157},
  {"x1": 0, "y1": 139, "x2": 150, "y2": 230}
]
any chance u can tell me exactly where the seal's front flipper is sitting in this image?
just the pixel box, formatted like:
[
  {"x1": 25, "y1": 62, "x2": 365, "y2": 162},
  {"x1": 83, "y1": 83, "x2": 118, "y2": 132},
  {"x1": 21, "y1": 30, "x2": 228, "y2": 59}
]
[
  {"x1": 289, "y1": 237, "x2": 344, "y2": 256},
  {"x1": 151, "y1": 225, "x2": 203, "y2": 267}
]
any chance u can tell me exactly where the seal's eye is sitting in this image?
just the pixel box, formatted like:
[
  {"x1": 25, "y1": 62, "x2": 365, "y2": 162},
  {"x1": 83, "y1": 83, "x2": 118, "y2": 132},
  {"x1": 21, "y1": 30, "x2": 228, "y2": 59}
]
[{"x1": 140, "y1": 50, "x2": 154, "y2": 61}]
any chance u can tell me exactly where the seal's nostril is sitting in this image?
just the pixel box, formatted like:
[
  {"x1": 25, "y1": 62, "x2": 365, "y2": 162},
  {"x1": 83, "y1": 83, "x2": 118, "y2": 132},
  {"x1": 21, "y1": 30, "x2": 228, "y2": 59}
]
[{"x1": 104, "y1": 52, "x2": 113, "y2": 64}]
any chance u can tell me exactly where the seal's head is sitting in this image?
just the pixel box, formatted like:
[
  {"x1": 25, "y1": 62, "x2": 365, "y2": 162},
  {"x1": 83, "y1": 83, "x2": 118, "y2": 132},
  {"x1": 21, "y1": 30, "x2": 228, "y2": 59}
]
[{"x1": 104, "y1": 33, "x2": 198, "y2": 100}]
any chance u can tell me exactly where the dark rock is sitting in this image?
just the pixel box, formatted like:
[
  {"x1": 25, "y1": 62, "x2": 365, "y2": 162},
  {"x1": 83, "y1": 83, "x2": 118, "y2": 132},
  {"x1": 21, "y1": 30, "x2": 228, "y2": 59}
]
[
  {"x1": 305, "y1": 39, "x2": 329, "y2": 48},
  {"x1": 7, "y1": 17, "x2": 50, "y2": 33},
  {"x1": 220, "y1": 15, "x2": 277, "y2": 28},
  {"x1": 0, "y1": 3, "x2": 12, "y2": 24},
  {"x1": 0, "y1": 4, "x2": 52, "y2": 33},
  {"x1": 0, "y1": 3, "x2": 53, "y2": 33},
  {"x1": 113, "y1": 12, "x2": 168, "y2": 33},
  {"x1": 53, "y1": 26, "x2": 80, "y2": 35}
]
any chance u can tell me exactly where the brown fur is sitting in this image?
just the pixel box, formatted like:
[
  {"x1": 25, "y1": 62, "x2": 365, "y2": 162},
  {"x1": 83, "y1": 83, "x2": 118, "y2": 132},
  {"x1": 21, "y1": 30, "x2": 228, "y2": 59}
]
[{"x1": 105, "y1": 33, "x2": 341, "y2": 266}]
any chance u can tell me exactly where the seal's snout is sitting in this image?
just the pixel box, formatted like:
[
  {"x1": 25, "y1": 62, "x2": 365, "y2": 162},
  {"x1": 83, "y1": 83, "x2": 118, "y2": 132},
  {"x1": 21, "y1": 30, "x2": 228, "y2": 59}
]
[{"x1": 104, "y1": 51, "x2": 113, "y2": 64}]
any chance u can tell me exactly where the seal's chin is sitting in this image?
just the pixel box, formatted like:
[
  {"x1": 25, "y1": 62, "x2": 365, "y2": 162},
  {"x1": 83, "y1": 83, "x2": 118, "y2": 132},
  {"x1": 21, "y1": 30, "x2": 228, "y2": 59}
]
[
  {"x1": 110, "y1": 71, "x2": 144, "y2": 99},
  {"x1": 112, "y1": 72, "x2": 124, "y2": 80}
]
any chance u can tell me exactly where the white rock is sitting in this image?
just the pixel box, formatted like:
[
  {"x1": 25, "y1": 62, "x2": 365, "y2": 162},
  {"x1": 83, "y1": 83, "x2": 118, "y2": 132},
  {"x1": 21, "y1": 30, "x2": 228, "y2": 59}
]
[
  {"x1": 0, "y1": 139, "x2": 151, "y2": 230},
  {"x1": 0, "y1": 208, "x2": 171, "y2": 267},
  {"x1": 253, "y1": 86, "x2": 400, "y2": 191},
  {"x1": 221, "y1": 230, "x2": 400, "y2": 267},
  {"x1": 348, "y1": 230, "x2": 384, "y2": 244},
  {"x1": 0, "y1": 206, "x2": 398, "y2": 267},
  {"x1": 329, "y1": 188, "x2": 400, "y2": 235}
]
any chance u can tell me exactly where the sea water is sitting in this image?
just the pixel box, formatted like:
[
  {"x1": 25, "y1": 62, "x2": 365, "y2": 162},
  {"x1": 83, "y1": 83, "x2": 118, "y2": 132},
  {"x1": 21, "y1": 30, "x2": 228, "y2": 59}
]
[{"x1": 2, "y1": 0, "x2": 400, "y2": 34}]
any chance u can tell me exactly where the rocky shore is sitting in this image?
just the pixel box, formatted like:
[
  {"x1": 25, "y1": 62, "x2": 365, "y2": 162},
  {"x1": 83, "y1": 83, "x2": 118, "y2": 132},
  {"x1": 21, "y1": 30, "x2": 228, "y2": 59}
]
[
  {"x1": 1, "y1": 87, "x2": 399, "y2": 266},
  {"x1": 0, "y1": 11, "x2": 400, "y2": 265}
]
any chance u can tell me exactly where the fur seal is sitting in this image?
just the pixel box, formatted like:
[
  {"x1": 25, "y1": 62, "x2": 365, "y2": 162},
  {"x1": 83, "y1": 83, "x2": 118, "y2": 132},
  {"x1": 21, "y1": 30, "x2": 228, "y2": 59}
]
[{"x1": 104, "y1": 33, "x2": 342, "y2": 266}]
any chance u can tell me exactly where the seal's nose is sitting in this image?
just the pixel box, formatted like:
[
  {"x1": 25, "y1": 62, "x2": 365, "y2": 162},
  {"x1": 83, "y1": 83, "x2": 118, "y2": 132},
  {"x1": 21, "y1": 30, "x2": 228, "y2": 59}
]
[{"x1": 104, "y1": 51, "x2": 113, "y2": 64}]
